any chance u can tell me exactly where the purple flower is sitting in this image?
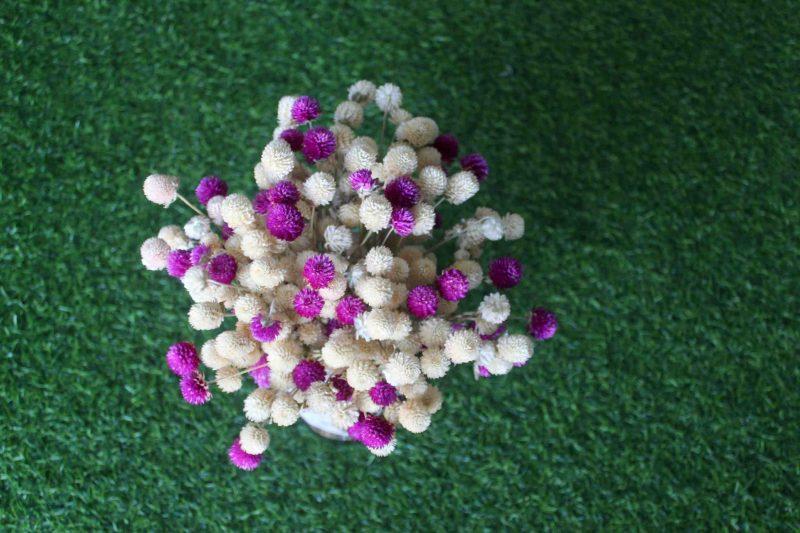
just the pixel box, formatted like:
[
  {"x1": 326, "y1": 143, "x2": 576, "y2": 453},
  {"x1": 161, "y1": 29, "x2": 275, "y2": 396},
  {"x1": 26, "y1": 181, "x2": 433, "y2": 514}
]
[
  {"x1": 206, "y1": 253, "x2": 237, "y2": 284},
  {"x1": 294, "y1": 288, "x2": 324, "y2": 318},
  {"x1": 488, "y1": 257, "x2": 523, "y2": 289},
  {"x1": 384, "y1": 176, "x2": 420, "y2": 207},
  {"x1": 348, "y1": 169, "x2": 377, "y2": 193},
  {"x1": 291, "y1": 95, "x2": 321, "y2": 123},
  {"x1": 249, "y1": 355, "x2": 271, "y2": 388},
  {"x1": 369, "y1": 380, "x2": 397, "y2": 407},
  {"x1": 268, "y1": 180, "x2": 300, "y2": 205},
  {"x1": 433, "y1": 134, "x2": 459, "y2": 164},
  {"x1": 266, "y1": 203, "x2": 305, "y2": 241},
  {"x1": 166, "y1": 249, "x2": 192, "y2": 278},
  {"x1": 335, "y1": 295, "x2": 366, "y2": 325},
  {"x1": 301, "y1": 127, "x2": 336, "y2": 163},
  {"x1": 252, "y1": 190, "x2": 271, "y2": 215},
  {"x1": 434, "y1": 211, "x2": 443, "y2": 229},
  {"x1": 324, "y1": 318, "x2": 343, "y2": 337},
  {"x1": 528, "y1": 307, "x2": 558, "y2": 340},
  {"x1": 436, "y1": 267, "x2": 470, "y2": 302},
  {"x1": 477, "y1": 365, "x2": 491, "y2": 378},
  {"x1": 195, "y1": 175, "x2": 228, "y2": 205},
  {"x1": 228, "y1": 437, "x2": 262, "y2": 470},
  {"x1": 406, "y1": 285, "x2": 439, "y2": 318},
  {"x1": 292, "y1": 359, "x2": 326, "y2": 391},
  {"x1": 250, "y1": 314, "x2": 283, "y2": 342},
  {"x1": 221, "y1": 223, "x2": 234, "y2": 240},
  {"x1": 303, "y1": 254, "x2": 335, "y2": 289},
  {"x1": 480, "y1": 324, "x2": 507, "y2": 341},
  {"x1": 348, "y1": 414, "x2": 395, "y2": 449},
  {"x1": 460, "y1": 153, "x2": 489, "y2": 181},
  {"x1": 190, "y1": 244, "x2": 211, "y2": 266},
  {"x1": 180, "y1": 371, "x2": 211, "y2": 405},
  {"x1": 166, "y1": 342, "x2": 199, "y2": 377},
  {"x1": 279, "y1": 128, "x2": 304, "y2": 151},
  {"x1": 391, "y1": 207, "x2": 415, "y2": 237},
  {"x1": 330, "y1": 375, "x2": 353, "y2": 401}
]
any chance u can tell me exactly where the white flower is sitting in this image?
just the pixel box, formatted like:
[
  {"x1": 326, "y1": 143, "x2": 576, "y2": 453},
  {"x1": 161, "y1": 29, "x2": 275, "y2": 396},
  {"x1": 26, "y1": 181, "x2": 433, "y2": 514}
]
[
  {"x1": 348, "y1": 80, "x2": 376, "y2": 104},
  {"x1": 502, "y1": 213, "x2": 525, "y2": 240},
  {"x1": 395, "y1": 117, "x2": 439, "y2": 147},
  {"x1": 324, "y1": 225, "x2": 353, "y2": 254},
  {"x1": 334, "y1": 101, "x2": 364, "y2": 128},
  {"x1": 481, "y1": 216, "x2": 504, "y2": 241},
  {"x1": 140, "y1": 237, "x2": 170, "y2": 270},
  {"x1": 478, "y1": 293, "x2": 510, "y2": 324},
  {"x1": 260, "y1": 139, "x2": 295, "y2": 183},
  {"x1": 143, "y1": 174, "x2": 179, "y2": 207},
  {"x1": 303, "y1": 172, "x2": 336, "y2": 206},
  {"x1": 445, "y1": 171, "x2": 479, "y2": 205},
  {"x1": 375, "y1": 83, "x2": 402, "y2": 112}
]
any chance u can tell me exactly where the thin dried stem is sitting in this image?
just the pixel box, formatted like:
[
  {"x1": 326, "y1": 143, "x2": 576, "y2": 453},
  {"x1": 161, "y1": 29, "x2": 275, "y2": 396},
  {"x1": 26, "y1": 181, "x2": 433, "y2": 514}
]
[
  {"x1": 207, "y1": 361, "x2": 270, "y2": 384},
  {"x1": 176, "y1": 193, "x2": 206, "y2": 217}
]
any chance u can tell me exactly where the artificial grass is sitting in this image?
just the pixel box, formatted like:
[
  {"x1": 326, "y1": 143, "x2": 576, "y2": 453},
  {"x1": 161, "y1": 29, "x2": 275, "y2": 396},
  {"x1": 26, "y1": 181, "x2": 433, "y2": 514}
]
[{"x1": 1, "y1": 0, "x2": 799, "y2": 529}]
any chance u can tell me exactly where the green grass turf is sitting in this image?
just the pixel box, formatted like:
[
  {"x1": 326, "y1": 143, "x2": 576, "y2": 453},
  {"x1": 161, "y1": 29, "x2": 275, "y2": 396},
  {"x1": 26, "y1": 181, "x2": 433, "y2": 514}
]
[{"x1": 2, "y1": 0, "x2": 799, "y2": 529}]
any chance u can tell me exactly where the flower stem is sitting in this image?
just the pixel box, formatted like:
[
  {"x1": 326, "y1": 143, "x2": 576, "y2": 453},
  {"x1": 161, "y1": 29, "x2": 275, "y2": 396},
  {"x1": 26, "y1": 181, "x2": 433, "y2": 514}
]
[
  {"x1": 381, "y1": 229, "x2": 393, "y2": 246},
  {"x1": 175, "y1": 193, "x2": 206, "y2": 217},
  {"x1": 208, "y1": 361, "x2": 270, "y2": 384}
]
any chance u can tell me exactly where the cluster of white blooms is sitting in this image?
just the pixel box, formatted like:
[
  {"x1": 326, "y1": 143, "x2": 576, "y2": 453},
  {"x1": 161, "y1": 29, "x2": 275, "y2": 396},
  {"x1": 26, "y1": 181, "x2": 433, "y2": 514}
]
[{"x1": 140, "y1": 81, "x2": 556, "y2": 469}]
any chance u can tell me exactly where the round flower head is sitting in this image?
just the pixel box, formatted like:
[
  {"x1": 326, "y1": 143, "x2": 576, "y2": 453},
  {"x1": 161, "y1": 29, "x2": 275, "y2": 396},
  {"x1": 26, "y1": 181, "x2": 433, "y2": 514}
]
[
  {"x1": 349, "y1": 169, "x2": 376, "y2": 194},
  {"x1": 384, "y1": 176, "x2": 420, "y2": 208},
  {"x1": 250, "y1": 314, "x2": 283, "y2": 342},
  {"x1": 383, "y1": 353, "x2": 422, "y2": 386},
  {"x1": 335, "y1": 295, "x2": 366, "y2": 326},
  {"x1": 359, "y1": 194, "x2": 392, "y2": 232},
  {"x1": 302, "y1": 172, "x2": 336, "y2": 206},
  {"x1": 266, "y1": 203, "x2": 305, "y2": 241},
  {"x1": 228, "y1": 437, "x2": 262, "y2": 471},
  {"x1": 418, "y1": 166, "x2": 447, "y2": 200},
  {"x1": 502, "y1": 213, "x2": 525, "y2": 240},
  {"x1": 221, "y1": 193, "x2": 256, "y2": 228},
  {"x1": 303, "y1": 254, "x2": 335, "y2": 289},
  {"x1": 180, "y1": 371, "x2": 211, "y2": 405},
  {"x1": 302, "y1": 127, "x2": 336, "y2": 163},
  {"x1": 166, "y1": 249, "x2": 192, "y2": 278},
  {"x1": 140, "y1": 237, "x2": 171, "y2": 270},
  {"x1": 206, "y1": 195, "x2": 226, "y2": 224},
  {"x1": 330, "y1": 375, "x2": 354, "y2": 401},
  {"x1": 436, "y1": 268, "x2": 470, "y2": 302},
  {"x1": 195, "y1": 175, "x2": 228, "y2": 205},
  {"x1": 188, "y1": 302, "x2": 224, "y2": 330},
  {"x1": 240, "y1": 423, "x2": 271, "y2": 455},
  {"x1": 261, "y1": 138, "x2": 295, "y2": 182},
  {"x1": 249, "y1": 355, "x2": 271, "y2": 388},
  {"x1": 433, "y1": 133, "x2": 459, "y2": 164},
  {"x1": 460, "y1": 153, "x2": 489, "y2": 181},
  {"x1": 268, "y1": 180, "x2": 300, "y2": 205},
  {"x1": 384, "y1": 145, "x2": 418, "y2": 178},
  {"x1": 369, "y1": 380, "x2": 397, "y2": 406},
  {"x1": 292, "y1": 359, "x2": 326, "y2": 391},
  {"x1": 488, "y1": 257, "x2": 523, "y2": 289},
  {"x1": 206, "y1": 253, "x2": 237, "y2": 284},
  {"x1": 220, "y1": 223, "x2": 234, "y2": 240},
  {"x1": 334, "y1": 100, "x2": 364, "y2": 128},
  {"x1": 143, "y1": 174, "x2": 179, "y2": 207},
  {"x1": 375, "y1": 83, "x2": 402, "y2": 112},
  {"x1": 407, "y1": 285, "x2": 439, "y2": 318},
  {"x1": 528, "y1": 307, "x2": 558, "y2": 340},
  {"x1": 323, "y1": 225, "x2": 353, "y2": 254},
  {"x1": 445, "y1": 171, "x2": 479, "y2": 205},
  {"x1": 291, "y1": 95, "x2": 320, "y2": 123},
  {"x1": 294, "y1": 288, "x2": 324, "y2": 318},
  {"x1": 391, "y1": 207, "x2": 415, "y2": 237},
  {"x1": 252, "y1": 190, "x2": 271, "y2": 215},
  {"x1": 398, "y1": 399, "x2": 431, "y2": 433},
  {"x1": 478, "y1": 292, "x2": 510, "y2": 324},
  {"x1": 348, "y1": 80, "x2": 376, "y2": 104},
  {"x1": 279, "y1": 128, "x2": 304, "y2": 151},
  {"x1": 395, "y1": 116, "x2": 439, "y2": 147},
  {"x1": 166, "y1": 342, "x2": 199, "y2": 377}
]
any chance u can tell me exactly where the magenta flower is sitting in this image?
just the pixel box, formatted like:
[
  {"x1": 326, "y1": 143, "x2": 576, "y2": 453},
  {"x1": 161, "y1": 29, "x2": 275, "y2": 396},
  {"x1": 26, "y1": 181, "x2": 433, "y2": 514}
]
[
  {"x1": 324, "y1": 318, "x2": 343, "y2": 336},
  {"x1": 206, "y1": 253, "x2": 237, "y2": 284},
  {"x1": 528, "y1": 307, "x2": 558, "y2": 340},
  {"x1": 330, "y1": 375, "x2": 353, "y2": 401},
  {"x1": 436, "y1": 267, "x2": 470, "y2": 302},
  {"x1": 266, "y1": 203, "x2": 305, "y2": 241},
  {"x1": 228, "y1": 437, "x2": 262, "y2": 470},
  {"x1": 166, "y1": 341, "x2": 199, "y2": 377},
  {"x1": 391, "y1": 207, "x2": 415, "y2": 237},
  {"x1": 249, "y1": 355, "x2": 271, "y2": 388},
  {"x1": 477, "y1": 365, "x2": 491, "y2": 378},
  {"x1": 291, "y1": 95, "x2": 321, "y2": 123},
  {"x1": 349, "y1": 169, "x2": 377, "y2": 193},
  {"x1": 303, "y1": 254, "x2": 335, "y2": 289},
  {"x1": 190, "y1": 244, "x2": 210, "y2": 266},
  {"x1": 301, "y1": 127, "x2": 336, "y2": 163},
  {"x1": 250, "y1": 314, "x2": 283, "y2": 342},
  {"x1": 433, "y1": 133, "x2": 459, "y2": 164},
  {"x1": 195, "y1": 175, "x2": 228, "y2": 205},
  {"x1": 294, "y1": 288, "x2": 324, "y2": 318},
  {"x1": 348, "y1": 414, "x2": 395, "y2": 449},
  {"x1": 369, "y1": 380, "x2": 397, "y2": 406},
  {"x1": 252, "y1": 190, "x2": 271, "y2": 215},
  {"x1": 279, "y1": 128, "x2": 304, "y2": 151},
  {"x1": 268, "y1": 180, "x2": 300, "y2": 205},
  {"x1": 488, "y1": 257, "x2": 523, "y2": 289},
  {"x1": 384, "y1": 176, "x2": 420, "y2": 207},
  {"x1": 220, "y1": 223, "x2": 234, "y2": 240},
  {"x1": 406, "y1": 285, "x2": 439, "y2": 318},
  {"x1": 460, "y1": 153, "x2": 489, "y2": 181},
  {"x1": 335, "y1": 295, "x2": 366, "y2": 325},
  {"x1": 480, "y1": 324, "x2": 507, "y2": 341},
  {"x1": 180, "y1": 371, "x2": 211, "y2": 405},
  {"x1": 292, "y1": 359, "x2": 326, "y2": 391},
  {"x1": 166, "y1": 249, "x2": 192, "y2": 278}
]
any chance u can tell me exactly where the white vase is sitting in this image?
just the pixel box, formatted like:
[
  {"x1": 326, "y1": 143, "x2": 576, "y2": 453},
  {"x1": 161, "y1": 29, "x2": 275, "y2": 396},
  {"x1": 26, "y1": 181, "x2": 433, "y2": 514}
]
[{"x1": 299, "y1": 408, "x2": 351, "y2": 441}]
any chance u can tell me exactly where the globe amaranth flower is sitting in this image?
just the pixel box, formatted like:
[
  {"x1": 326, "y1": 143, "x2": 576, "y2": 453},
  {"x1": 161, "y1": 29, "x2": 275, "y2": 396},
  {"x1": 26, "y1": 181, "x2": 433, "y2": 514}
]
[
  {"x1": 166, "y1": 249, "x2": 193, "y2": 278},
  {"x1": 348, "y1": 169, "x2": 377, "y2": 193},
  {"x1": 228, "y1": 437, "x2": 262, "y2": 470},
  {"x1": 279, "y1": 128, "x2": 304, "y2": 151},
  {"x1": 406, "y1": 285, "x2": 439, "y2": 318},
  {"x1": 190, "y1": 244, "x2": 211, "y2": 266},
  {"x1": 291, "y1": 95, "x2": 320, "y2": 123},
  {"x1": 460, "y1": 153, "x2": 489, "y2": 182},
  {"x1": 166, "y1": 341, "x2": 199, "y2": 377},
  {"x1": 303, "y1": 254, "x2": 335, "y2": 289},
  {"x1": 252, "y1": 190, "x2": 271, "y2": 215},
  {"x1": 180, "y1": 371, "x2": 211, "y2": 405},
  {"x1": 292, "y1": 359, "x2": 326, "y2": 391},
  {"x1": 433, "y1": 133, "x2": 459, "y2": 164},
  {"x1": 302, "y1": 127, "x2": 336, "y2": 163},
  {"x1": 206, "y1": 253, "x2": 237, "y2": 284},
  {"x1": 194, "y1": 175, "x2": 228, "y2": 205},
  {"x1": 384, "y1": 176, "x2": 420, "y2": 208},
  {"x1": 335, "y1": 295, "x2": 366, "y2": 326},
  {"x1": 249, "y1": 355, "x2": 271, "y2": 388},
  {"x1": 250, "y1": 314, "x2": 283, "y2": 342},
  {"x1": 220, "y1": 223, "x2": 234, "y2": 240},
  {"x1": 348, "y1": 413, "x2": 395, "y2": 449},
  {"x1": 293, "y1": 288, "x2": 324, "y2": 318},
  {"x1": 488, "y1": 257, "x2": 523, "y2": 289},
  {"x1": 268, "y1": 180, "x2": 300, "y2": 205},
  {"x1": 436, "y1": 267, "x2": 470, "y2": 301},
  {"x1": 369, "y1": 380, "x2": 397, "y2": 406},
  {"x1": 390, "y1": 207, "x2": 415, "y2": 237},
  {"x1": 330, "y1": 375, "x2": 354, "y2": 401},
  {"x1": 528, "y1": 307, "x2": 558, "y2": 340},
  {"x1": 266, "y1": 203, "x2": 305, "y2": 241},
  {"x1": 480, "y1": 323, "x2": 507, "y2": 341}
]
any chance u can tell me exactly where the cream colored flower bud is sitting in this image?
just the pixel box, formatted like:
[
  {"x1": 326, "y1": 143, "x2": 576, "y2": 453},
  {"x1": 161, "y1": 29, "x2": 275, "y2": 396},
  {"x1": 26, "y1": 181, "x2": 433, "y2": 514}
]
[
  {"x1": 321, "y1": 329, "x2": 359, "y2": 368},
  {"x1": 398, "y1": 377, "x2": 428, "y2": 399},
  {"x1": 221, "y1": 193, "x2": 256, "y2": 229},
  {"x1": 386, "y1": 257, "x2": 409, "y2": 282},
  {"x1": 319, "y1": 274, "x2": 347, "y2": 300},
  {"x1": 478, "y1": 293, "x2": 510, "y2": 324},
  {"x1": 417, "y1": 147, "x2": 442, "y2": 169},
  {"x1": 140, "y1": 237, "x2": 170, "y2": 270},
  {"x1": 453, "y1": 259, "x2": 483, "y2": 290},
  {"x1": 188, "y1": 302, "x2": 225, "y2": 330},
  {"x1": 395, "y1": 117, "x2": 439, "y2": 147},
  {"x1": 411, "y1": 203, "x2": 436, "y2": 236},
  {"x1": 398, "y1": 400, "x2": 431, "y2": 433},
  {"x1": 383, "y1": 353, "x2": 421, "y2": 386},
  {"x1": 375, "y1": 83, "x2": 402, "y2": 112},
  {"x1": 215, "y1": 366, "x2": 243, "y2": 393},
  {"x1": 348, "y1": 80, "x2": 376, "y2": 104},
  {"x1": 365, "y1": 309, "x2": 411, "y2": 341},
  {"x1": 359, "y1": 194, "x2": 392, "y2": 232},
  {"x1": 344, "y1": 143, "x2": 377, "y2": 172},
  {"x1": 388, "y1": 282, "x2": 408, "y2": 310},
  {"x1": 200, "y1": 339, "x2": 228, "y2": 370},
  {"x1": 233, "y1": 294, "x2": 263, "y2": 323},
  {"x1": 205, "y1": 195, "x2": 225, "y2": 225},
  {"x1": 347, "y1": 360, "x2": 381, "y2": 391},
  {"x1": 244, "y1": 388, "x2": 275, "y2": 422},
  {"x1": 389, "y1": 108, "x2": 412, "y2": 125},
  {"x1": 355, "y1": 275, "x2": 393, "y2": 308},
  {"x1": 305, "y1": 382, "x2": 336, "y2": 414},
  {"x1": 297, "y1": 321, "x2": 324, "y2": 347},
  {"x1": 334, "y1": 100, "x2": 364, "y2": 128},
  {"x1": 266, "y1": 340, "x2": 302, "y2": 373},
  {"x1": 271, "y1": 392, "x2": 300, "y2": 426},
  {"x1": 445, "y1": 171, "x2": 479, "y2": 205},
  {"x1": 409, "y1": 256, "x2": 437, "y2": 286},
  {"x1": 443, "y1": 329, "x2": 480, "y2": 363},
  {"x1": 215, "y1": 330, "x2": 256, "y2": 360},
  {"x1": 261, "y1": 138, "x2": 295, "y2": 183},
  {"x1": 324, "y1": 225, "x2": 353, "y2": 254},
  {"x1": 253, "y1": 162, "x2": 269, "y2": 189},
  {"x1": 277, "y1": 95, "x2": 297, "y2": 127},
  {"x1": 418, "y1": 317, "x2": 450, "y2": 348},
  {"x1": 420, "y1": 385, "x2": 443, "y2": 414},
  {"x1": 481, "y1": 216, "x2": 504, "y2": 241},
  {"x1": 502, "y1": 213, "x2": 525, "y2": 240},
  {"x1": 303, "y1": 172, "x2": 336, "y2": 206},
  {"x1": 383, "y1": 143, "x2": 417, "y2": 177},
  {"x1": 239, "y1": 423, "x2": 270, "y2": 454},
  {"x1": 249, "y1": 257, "x2": 285, "y2": 289},
  {"x1": 365, "y1": 246, "x2": 393, "y2": 276},
  {"x1": 497, "y1": 334, "x2": 533, "y2": 365},
  {"x1": 143, "y1": 174, "x2": 179, "y2": 207},
  {"x1": 420, "y1": 347, "x2": 450, "y2": 379},
  {"x1": 331, "y1": 403, "x2": 360, "y2": 430},
  {"x1": 331, "y1": 123, "x2": 355, "y2": 153},
  {"x1": 418, "y1": 166, "x2": 447, "y2": 200},
  {"x1": 337, "y1": 202, "x2": 360, "y2": 228},
  {"x1": 158, "y1": 225, "x2": 192, "y2": 250},
  {"x1": 184, "y1": 215, "x2": 212, "y2": 240}
]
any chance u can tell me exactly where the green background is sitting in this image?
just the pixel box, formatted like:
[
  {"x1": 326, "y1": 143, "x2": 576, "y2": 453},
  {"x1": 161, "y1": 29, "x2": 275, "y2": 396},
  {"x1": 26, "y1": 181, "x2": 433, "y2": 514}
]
[{"x1": 2, "y1": 1, "x2": 798, "y2": 529}]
